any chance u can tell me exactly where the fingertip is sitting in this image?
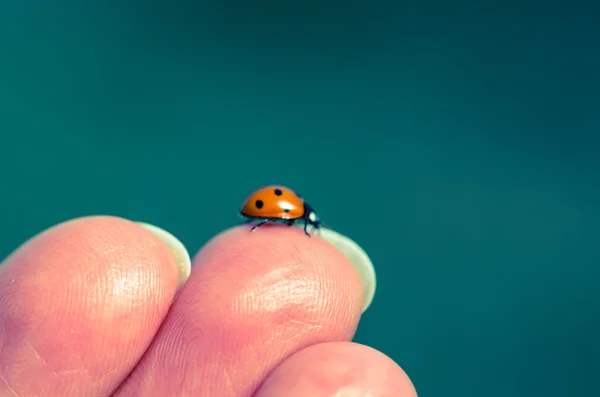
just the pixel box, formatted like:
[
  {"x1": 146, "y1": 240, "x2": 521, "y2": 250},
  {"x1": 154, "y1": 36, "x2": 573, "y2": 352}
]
[
  {"x1": 195, "y1": 224, "x2": 366, "y2": 314},
  {"x1": 0, "y1": 215, "x2": 185, "y2": 396},
  {"x1": 255, "y1": 342, "x2": 417, "y2": 397},
  {"x1": 218, "y1": 224, "x2": 377, "y2": 313}
]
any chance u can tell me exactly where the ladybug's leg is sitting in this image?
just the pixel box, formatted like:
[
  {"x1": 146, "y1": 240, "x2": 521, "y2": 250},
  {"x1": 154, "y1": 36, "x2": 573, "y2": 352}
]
[
  {"x1": 287, "y1": 219, "x2": 294, "y2": 226},
  {"x1": 250, "y1": 219, "x2": 272, "y2": 232},
  {"x1": 303, "y1": 218, "x2": 311, "y2": 237}
]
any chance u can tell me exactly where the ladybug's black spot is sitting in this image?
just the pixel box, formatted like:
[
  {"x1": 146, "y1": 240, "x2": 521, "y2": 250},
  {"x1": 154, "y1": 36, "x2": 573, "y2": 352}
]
[
  {"x1": 255, "y1": 200, "x2": 264, "y2": 209},
  {"x1": 284, "y1": 208, "x2": 290, "y2": 213},
  {"x1": 274, "y1": 188, "x2": 283, "y2": 196}
]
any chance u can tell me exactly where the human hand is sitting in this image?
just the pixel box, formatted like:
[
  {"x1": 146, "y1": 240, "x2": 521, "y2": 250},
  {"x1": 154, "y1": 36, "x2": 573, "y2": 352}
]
[{"x1": 0, "y1": 216, "x2": 416, "y2": 396}]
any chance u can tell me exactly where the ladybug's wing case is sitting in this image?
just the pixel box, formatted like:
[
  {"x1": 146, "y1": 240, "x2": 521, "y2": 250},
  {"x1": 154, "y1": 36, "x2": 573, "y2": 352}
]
[
  {"x1": 241, "y1": 186, "x2": 305, "y2": 220},
  {"x1": 258, "y1": 200, "x2": 304, "y2": 219}
]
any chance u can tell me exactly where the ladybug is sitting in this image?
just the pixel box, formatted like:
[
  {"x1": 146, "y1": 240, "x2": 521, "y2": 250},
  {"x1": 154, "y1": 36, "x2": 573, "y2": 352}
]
[{"x1": 240, "y1": 185, "x2": 321, "y2": 236}]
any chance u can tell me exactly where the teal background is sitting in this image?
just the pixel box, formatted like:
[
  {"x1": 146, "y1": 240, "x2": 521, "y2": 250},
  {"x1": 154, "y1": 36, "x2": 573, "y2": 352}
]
[{"x1": 1, "y1": 1, "x2": 598, "y2": 395}]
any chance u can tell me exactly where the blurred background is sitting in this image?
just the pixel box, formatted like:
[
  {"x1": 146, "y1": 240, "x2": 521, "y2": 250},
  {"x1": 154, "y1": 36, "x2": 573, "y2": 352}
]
[{"x1": 1, "y1": 1, "x2": 598, "y2": 396}]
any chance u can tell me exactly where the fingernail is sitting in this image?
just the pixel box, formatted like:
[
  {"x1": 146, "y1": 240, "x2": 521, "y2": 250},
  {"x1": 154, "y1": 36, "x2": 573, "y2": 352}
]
[
  {"x1": 136, "y1": 222, "x2": 191, "y2": 290},
  {"x1": 318, "y1": 228, "x2": 376, "y2": 313}
]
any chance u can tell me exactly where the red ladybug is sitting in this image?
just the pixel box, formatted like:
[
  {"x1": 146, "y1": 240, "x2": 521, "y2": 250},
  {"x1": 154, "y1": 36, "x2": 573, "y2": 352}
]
[{"x1": 240, "y1": 185, "x2": 321, "y2": 236}]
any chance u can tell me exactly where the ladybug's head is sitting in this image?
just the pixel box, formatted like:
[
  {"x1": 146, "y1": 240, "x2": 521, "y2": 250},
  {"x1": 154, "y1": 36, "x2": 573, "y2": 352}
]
[{"x1": 307, "y1": 209, "x2": 322, "y2": 228}]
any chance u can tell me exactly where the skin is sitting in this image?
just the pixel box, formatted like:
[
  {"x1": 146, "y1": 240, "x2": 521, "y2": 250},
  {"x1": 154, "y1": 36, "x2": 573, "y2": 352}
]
[{"x1": 0, "y1": 216, "x2": 416, "y2": 396}]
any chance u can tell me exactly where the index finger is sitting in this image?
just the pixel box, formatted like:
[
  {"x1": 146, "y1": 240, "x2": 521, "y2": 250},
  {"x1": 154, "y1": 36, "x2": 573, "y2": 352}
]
[{"x1": 114, "y1": 224, "x2": 371, "y2": 396}]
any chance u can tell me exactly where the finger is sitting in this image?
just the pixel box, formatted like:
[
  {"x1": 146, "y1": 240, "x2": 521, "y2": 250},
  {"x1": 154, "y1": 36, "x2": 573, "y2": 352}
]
[
  {"x1": 114, "y1": 224, "x2": 366, "y2": 397},
  {"x1": 0, "y1": 216, "x2": 191, "y2": 397},
  {"x1": 254, "y1": 342, "x2": 417, "y2": 397}
]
